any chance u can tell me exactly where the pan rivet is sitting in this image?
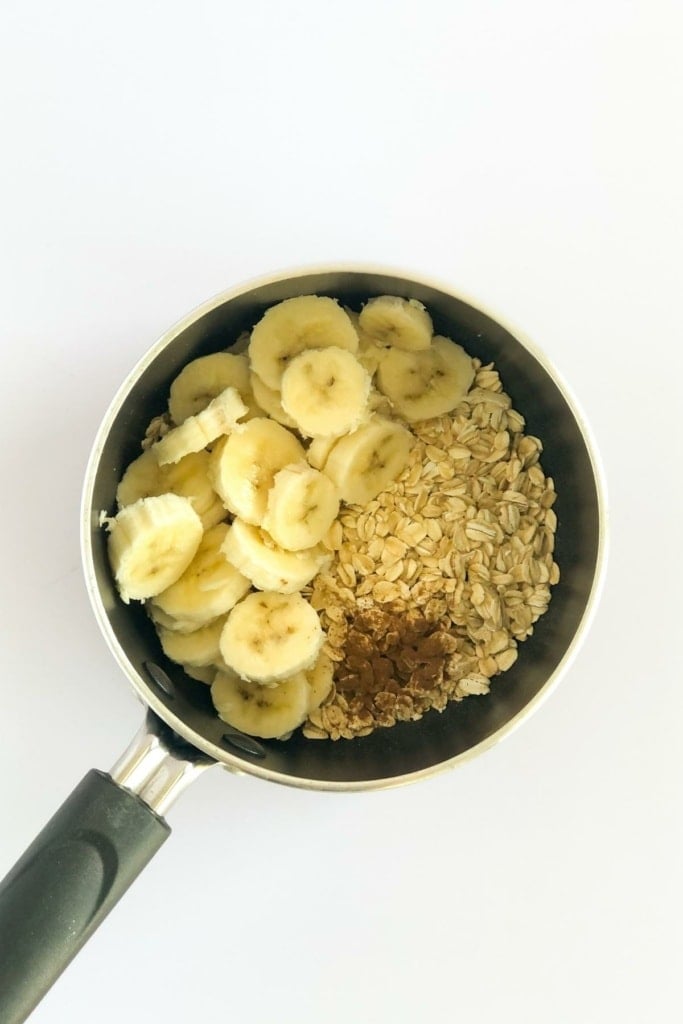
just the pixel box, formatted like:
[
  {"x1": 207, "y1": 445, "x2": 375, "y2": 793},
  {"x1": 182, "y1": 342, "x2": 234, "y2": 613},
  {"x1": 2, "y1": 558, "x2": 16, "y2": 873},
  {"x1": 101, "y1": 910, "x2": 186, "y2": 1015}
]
[
  {"x1": 143, "y1": 661, "x2": 175, "y2": 699},
  {"x1": 221, "y1": 732, "x2": 267, "y2": 759}
]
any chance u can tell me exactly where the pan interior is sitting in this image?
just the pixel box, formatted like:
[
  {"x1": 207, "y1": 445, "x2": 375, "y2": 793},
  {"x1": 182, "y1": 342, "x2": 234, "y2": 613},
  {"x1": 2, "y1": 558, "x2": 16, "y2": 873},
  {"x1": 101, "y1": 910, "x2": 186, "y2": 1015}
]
[{"x1": 85, "y1": 270, "x2": 603, "y2": 787}]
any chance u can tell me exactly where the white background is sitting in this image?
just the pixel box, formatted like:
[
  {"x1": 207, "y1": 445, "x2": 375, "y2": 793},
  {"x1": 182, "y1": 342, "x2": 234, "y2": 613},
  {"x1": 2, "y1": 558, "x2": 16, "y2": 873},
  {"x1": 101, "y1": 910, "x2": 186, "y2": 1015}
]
[{"x1": 1, "y1": 2, "x2": 681, "y2": 1022}]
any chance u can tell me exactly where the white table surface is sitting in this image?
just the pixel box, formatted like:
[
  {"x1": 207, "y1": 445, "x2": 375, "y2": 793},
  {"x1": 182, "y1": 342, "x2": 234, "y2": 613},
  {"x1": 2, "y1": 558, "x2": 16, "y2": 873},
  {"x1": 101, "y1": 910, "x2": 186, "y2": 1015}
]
[{"x1": 1, "y1": 2, "x2": 681, "y2": 1022}]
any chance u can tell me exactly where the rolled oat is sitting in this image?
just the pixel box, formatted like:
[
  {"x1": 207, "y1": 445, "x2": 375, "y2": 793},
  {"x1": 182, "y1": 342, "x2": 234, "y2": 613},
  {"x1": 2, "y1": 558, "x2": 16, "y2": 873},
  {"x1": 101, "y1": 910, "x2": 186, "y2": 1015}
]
[{"x1": 302, "y1": 360, "x2": 559, "y2": 740}]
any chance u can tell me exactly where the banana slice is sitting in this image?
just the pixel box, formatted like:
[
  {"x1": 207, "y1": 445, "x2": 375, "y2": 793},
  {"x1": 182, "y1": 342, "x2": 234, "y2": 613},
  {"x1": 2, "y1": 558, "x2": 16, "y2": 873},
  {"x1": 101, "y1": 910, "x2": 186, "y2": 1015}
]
[
  {"x1": 160, "y1": 451, "x2": 227, "y2": 528},
  {"x1": 323, "y1": 415, "x2": 414, "y2": 505},
  {"x1": 305, "y1": 651, "x2": 334, "y2": 712},
  {"x1": 117, "y1": 449, "x2": 226, "y2": 530},
  {"x1": 211, "y1": 667, "x2": 310, "y2": 739},
  {"x1": 155, "y1": 387, "x2": 248, "y2": 465},
  {"x1": 358, "y1": 295, "x2": 433, "y2": 351},
  {"x1": 249, "y1": 371, "x2": 299, "y2": 429},
  {"x1": 222, "y1": 518, "x2": 329, "y2": 593},
  {"x1": 208, "y1": 417, "x2": 305, "y2": 526},
  {"x1": 249, "y1": 295, "x2": 359, "y2": 390},
  {"x1": 182, "y1": 663, "x2": 217, "y2": 685},
  {"x1": 262, "y1": 462, "x2": 340, "y2": 551},
  {"x1": 158, "y1": 615, "x2": 227, "y2": 667},
  {"x1": 367, "y1": 387, "x2": 394, "y2": 417},
  {"x1": 116, "y1": 449, "x2": 166, "y2": 507},
  {"x1": 106, "y1": 494, "x2": 203, "y2": 603},
  {"x1": 346, "y1": 306, "x2": 392, "y2": 375},
  {"x1": 151, "y1": 523, "x2": 251, "y2": 627},
  {"x1": 168, "y1": 352, "x2": 254, "y2": 425},
  {"x1": 306, "y1": 435, "x2": 338, "y2": 471},
  {"x1": 343, "y1": 306, "x2": 360, "y2": 329},
  {"x1": 219, "y1": 591, "x2": 324, "y2": 684},
  {"x1": 147, "y1": 602, "x2": 202, "y2": 635},
  {"x1": 376, "y1": 335, "x2": 475, "y2": 421},
  {"x1": 357, "y1": 338, "x2": 390, "y2": 376},
  {"x1": 280, "y1": 347, "x2": 371, "y2": 438}
]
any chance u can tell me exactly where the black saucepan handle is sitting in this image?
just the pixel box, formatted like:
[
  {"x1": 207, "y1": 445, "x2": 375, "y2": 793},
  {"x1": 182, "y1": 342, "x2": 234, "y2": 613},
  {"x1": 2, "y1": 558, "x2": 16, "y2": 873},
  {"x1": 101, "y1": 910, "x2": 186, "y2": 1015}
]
[{"x1": 0, "y1": 769, "x2": 170, "y2": 1024}]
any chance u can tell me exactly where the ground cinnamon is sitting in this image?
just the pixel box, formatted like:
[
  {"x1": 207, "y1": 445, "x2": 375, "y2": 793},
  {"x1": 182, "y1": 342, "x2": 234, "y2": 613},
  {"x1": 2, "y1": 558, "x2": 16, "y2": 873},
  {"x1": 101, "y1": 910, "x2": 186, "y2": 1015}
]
[{"x1": 305, "y1": 605, "x2": 465, "y2": 739}]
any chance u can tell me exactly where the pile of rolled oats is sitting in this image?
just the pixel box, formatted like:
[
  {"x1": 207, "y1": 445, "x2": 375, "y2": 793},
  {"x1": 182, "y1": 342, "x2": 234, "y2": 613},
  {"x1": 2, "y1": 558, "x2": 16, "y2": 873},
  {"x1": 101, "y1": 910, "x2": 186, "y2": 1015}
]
[{"x1": 302, "y1": 359, "x2": 559, "y2": 741}]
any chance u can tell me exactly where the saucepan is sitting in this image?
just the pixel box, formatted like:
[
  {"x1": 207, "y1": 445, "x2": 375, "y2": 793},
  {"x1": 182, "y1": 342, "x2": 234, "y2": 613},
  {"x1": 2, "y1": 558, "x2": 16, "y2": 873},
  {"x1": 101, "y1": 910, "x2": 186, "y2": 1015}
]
[{"x1": 0, "y1": 266, "x2": 607, "y2": 1023}]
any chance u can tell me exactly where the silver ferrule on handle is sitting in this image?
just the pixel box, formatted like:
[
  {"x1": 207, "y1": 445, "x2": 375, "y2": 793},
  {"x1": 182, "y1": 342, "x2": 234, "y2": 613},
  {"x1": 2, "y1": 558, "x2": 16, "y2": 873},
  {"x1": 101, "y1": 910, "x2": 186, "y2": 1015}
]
[{"x1": 110, "y1": 710, "x2": 214, "y2": 816}]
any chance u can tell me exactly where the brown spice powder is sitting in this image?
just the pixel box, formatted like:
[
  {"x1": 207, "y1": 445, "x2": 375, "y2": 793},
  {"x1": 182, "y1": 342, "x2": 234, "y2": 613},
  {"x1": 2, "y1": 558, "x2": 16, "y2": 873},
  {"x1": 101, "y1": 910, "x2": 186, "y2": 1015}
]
[{"x1": 306, "y1": 604, "x2": 475, "y2": 740}]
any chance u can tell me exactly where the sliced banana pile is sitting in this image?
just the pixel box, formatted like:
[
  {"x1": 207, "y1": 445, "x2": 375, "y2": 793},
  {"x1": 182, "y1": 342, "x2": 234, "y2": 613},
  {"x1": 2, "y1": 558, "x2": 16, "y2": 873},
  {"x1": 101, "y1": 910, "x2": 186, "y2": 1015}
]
[{"x1": 104, "y1": 293, "x2": 476, "y2": 740}]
